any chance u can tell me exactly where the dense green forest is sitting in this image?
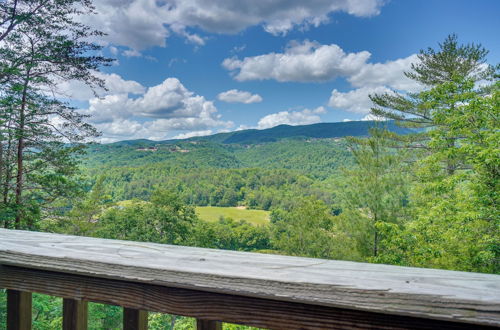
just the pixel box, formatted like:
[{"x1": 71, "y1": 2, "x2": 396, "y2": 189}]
[
  {"x1": 0, "y1": 0, "x2": 498, "y2": 328},
  {"x1": 79, "y1": 138, "x2": 352, "y2": 209}
]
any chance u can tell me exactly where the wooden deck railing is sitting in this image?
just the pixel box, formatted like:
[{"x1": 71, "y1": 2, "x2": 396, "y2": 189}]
[{"x1": 0, "y1": 229, "x2": 499, "y2": 329}]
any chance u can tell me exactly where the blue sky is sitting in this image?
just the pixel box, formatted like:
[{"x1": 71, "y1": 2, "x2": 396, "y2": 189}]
[{"x1": 65, "y1": 0, "x2": 500, "y2": 142}]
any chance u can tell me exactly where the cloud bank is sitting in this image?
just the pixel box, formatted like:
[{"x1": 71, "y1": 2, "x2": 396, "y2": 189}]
[
  {"x1": 223, "y1": 40, "x2": 371, "y2": 82},
  {"x1": 72, "y1": 77, "x2": 233, "y2": 142},
  {"x1": 223, "y1": 40, "x2": 422, "y2": 116},
  {"x1": 84, "y1": 0, "x2": 384, "y2": 50}
]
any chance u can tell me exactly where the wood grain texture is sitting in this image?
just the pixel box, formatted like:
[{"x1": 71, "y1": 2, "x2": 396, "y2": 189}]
[
  {"x1": 63, "y1": 298, "x2": 88, "y2": 330},
  {"x1": 123, "y1": 308, "x2": 148, "y2": 330},
  {"x1": 7, "y1": 290, "x2": 32, "y2": 330},
  {"x1": 0, "y1": 265, "x2": 497, "y2": 330},
  {"x1": 0, "y1": 229, "x2": 499, "y2": 327},
  {"x1": 197, "y1": 319, "x2": 222, "y2": 330}
]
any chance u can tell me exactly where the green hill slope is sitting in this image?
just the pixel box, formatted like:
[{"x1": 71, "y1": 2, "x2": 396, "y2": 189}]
[
  {"x1": 78, "y1": 121, "x2": 413, "y2": 209},
  {"x1": 198, "y1": 121, "x2": 412, "y2": 144},
  {"x1": 105, "y1": 120, "x2": 415, "y2": 147}
]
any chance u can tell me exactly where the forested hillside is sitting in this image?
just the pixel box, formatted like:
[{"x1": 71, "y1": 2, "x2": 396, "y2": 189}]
[
  {"x1": 80, "y1": 137, "x2": 351, "y2": 210},
  {"x1": 80, "y1": 120, "x2": 404, "y2": 206},
  {"x1": 186, "y1": 120, "x2": 414, "y2": 144}
]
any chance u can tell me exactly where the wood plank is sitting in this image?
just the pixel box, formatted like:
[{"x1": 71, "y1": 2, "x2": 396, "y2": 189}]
[
  {"x1": 0, "y1": 265, "x2": 497, "y2": 330},
  {"x1": 1, "y1": 229, "x2": 500, "y2": 326},
  {"x1": 123, "y1": 308, "x2": 148, "y2": 330},
  {"x1": 63, "y1": 298, "x2": 88, "y2": 330},
  {"x1": 196, "y1": 319, "x2": 222, "y2": 330},
  {"x1": 7, "y1": 290, "x2": 32, "y2": 330}
]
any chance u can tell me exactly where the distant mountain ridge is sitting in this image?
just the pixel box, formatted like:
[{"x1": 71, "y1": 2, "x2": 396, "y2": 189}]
[
  {"x1": 82, "y1": 120, "x2": 415, "y2": 199},
  {"x1": 111, "y1": 120, "x2": 413, "y2": 146}
]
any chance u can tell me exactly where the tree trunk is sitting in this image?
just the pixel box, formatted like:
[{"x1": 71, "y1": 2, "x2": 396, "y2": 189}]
[
  {"x1": 0, "y1": 139, "x2": 3, "y2": 186},
  {"x1": 3, "y1": 131, "x2": 13, "y2": 205},
  {"x1": 446, "y1": 104, "x2": 457, "y2": 176},
  {"x1": 446, "y1": 138, "x2": 456, "y2": 176},
  {"x1": 0, "y1": 139, "x2": 4, "y2": 228},
  {"x1": 373, "y1": 212, "x2": 379, "y2": 257},
  {"x1": 14, "y1": 76, "x2": 29, "y2": 229}
]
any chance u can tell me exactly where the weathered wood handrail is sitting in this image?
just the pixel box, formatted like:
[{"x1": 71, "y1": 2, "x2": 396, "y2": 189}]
[{"x1": 0, "y1": 229, "x2": 499, "y2": 329}]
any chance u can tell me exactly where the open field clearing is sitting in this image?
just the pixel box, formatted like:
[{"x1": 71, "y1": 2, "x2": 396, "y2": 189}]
[{"x1": 196, "y1": 206, "x2": 270, "y2": 226}]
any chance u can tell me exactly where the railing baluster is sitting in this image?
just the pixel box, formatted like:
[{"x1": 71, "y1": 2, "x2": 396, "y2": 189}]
[
  {"x1": 123, "y1": 308, "x2": 148, "y2": 330},
  {"x1": 7, "y1": 289, "x2": 32, "y2": 330},
  {"x1": 196, "y1": 319, "x2": 222, "y2": 330},
  {"x1": 63, "y1": 298, "x2": 88, "y2": 330}
]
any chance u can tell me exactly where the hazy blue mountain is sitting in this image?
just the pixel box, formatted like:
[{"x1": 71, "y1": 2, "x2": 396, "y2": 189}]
[
  {"x1": 108, "y1": 120, "x2": 414, "y2": 147},
  {"x1": 197, "y1": 121, "x2": 412, "y2": 144}
]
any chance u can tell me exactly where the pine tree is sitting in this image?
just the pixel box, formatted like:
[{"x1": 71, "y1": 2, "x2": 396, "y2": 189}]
[
  {"x1": 0, "y1": 0, "x2": 111, "y2": 228},
  {"x1": 366, "y1": 36, "x2": 499, "y2": 272},
  {"x1": 337, "y1": 128, "x2": 409, "y2": 258},
  {"x1": 370, "y1": 34, "x2": 494, "y2": 174},
  {"x1": 375, "y1": 79, "x2": 499, "y2": 273}
]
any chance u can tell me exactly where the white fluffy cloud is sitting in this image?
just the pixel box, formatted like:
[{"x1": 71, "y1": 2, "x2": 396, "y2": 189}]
[
  {"x1": 80, "y1": 77, "x2": 233, "y2": 141},
  {"x1": 132, "y1": 78, "x2": 214, "y2": 118},
  {"x1": 327, "y1": 54, "x2": 422, "y2": 116},
  {"x1": 169, "y1": 23, "x2": 206, "y2": 46},
  {"x1": 172, "y1": 130, "x2": 213, "y2": 140},
  {"x1": 94, "y1": 118, "x2": 145, "y2": 138},
  {"x1": 122, "y1": 49, "x2": 142, "y2": 57},
  {"x1": 361, "y1": 113, "x2": 387, "y2": 121},
  {"x1": 257, "y1": 106, "x2": 326, "y2": 129},
  {"x1": 217, "y1": 89, "x2": 263, "y2": 104},
  {"x1": 223, "y1": 40, "x2": 371, "y2": 82},
  {"x1": 328, "y1": 86, "x2": 392, "y2": 114},
  {"x1": 82, "y1": 0, "x2": 171, "y2": 50},
  {"x1": 84, "y1": 0, "x2": 383, "y2": 50},
  {"x1": 348, "y1": 54, "x2": 421, "y2": 91},
  {"x1": 221, "y1": 40, "x2": 423, "y2": 117},
  {"x1": 55, "y1": 72, "x2": 146, "y2": 101},
  {"x1": 86, "y1": 94, "x2": 135, "y2": 124},
  {"x1": 222, "y1": 40, "x2": 423, "y2": 89}
]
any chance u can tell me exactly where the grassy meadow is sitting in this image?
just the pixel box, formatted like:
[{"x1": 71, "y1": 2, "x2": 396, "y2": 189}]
[{"x1": 196, "y1": 206, "x2": 270, "y2": 226}]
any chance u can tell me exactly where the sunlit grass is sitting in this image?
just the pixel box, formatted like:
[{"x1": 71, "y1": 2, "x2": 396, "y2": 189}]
[{"x1": 196, "y1": 206, "x2": 270, "y2": 226}]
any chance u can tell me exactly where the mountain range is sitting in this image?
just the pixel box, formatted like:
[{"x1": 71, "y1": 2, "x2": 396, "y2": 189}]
[{"x1": 112, "y1": 120, "x2": 413, "y2": 146}]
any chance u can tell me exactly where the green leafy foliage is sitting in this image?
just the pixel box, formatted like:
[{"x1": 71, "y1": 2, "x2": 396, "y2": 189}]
[
  {"x1": 233, "y1": 139, "x2": 352, "y2": 179},
  {"x1": 190, "y1": 217, "x2": 271, "y2": 251},
  {"x1": 336, "y1": 128, "x2": 410, "y2": 258},
  {"x1": 270, "y1": 198, "x2": 358, "y2": 260},
  {"x1": 374, "y1": 79, "x2": 499, "y2": 273},
  {"x1": 82, "y1": 165, "x2": 336, "y2": 211},
  {"x1": 32, "y1": 294, "x2": 62, "y2": 329},
  {"x1": 366, "y1": 35, "x2": 498, "y2": 272},
  {"x1": 91, "y1": 190, "x2": 197, "y2": 245}
]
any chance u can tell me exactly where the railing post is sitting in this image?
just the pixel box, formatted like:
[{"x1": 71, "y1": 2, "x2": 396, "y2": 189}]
[
  {"x1": 7, "y1": 289, "x2": 32, "y2": 330},
  {"x1": 123, "y1": 308, "x2": 148, "y2": 330},
  {"x1": 63, "y1": 298, "x2": 88, "y2": 330},
  {"x1": 196, "y1": 319, "x2": 222, "y2": 330}
]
